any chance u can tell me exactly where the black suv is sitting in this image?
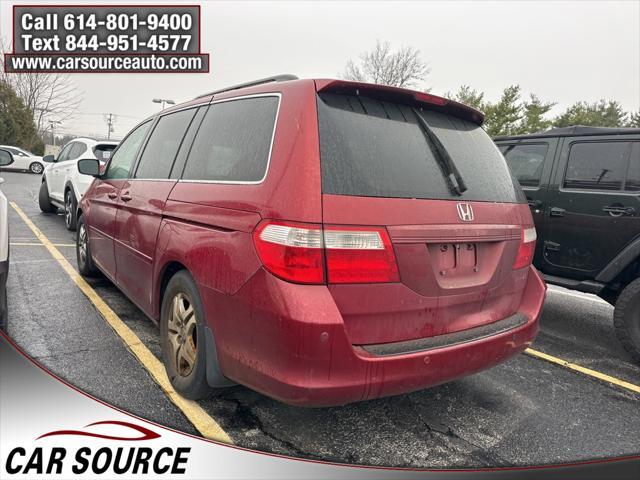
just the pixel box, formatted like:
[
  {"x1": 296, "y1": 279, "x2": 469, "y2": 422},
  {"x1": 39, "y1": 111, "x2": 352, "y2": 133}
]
[{"x1": 495, "y1": 126, "x2": 640, "y2": 361}]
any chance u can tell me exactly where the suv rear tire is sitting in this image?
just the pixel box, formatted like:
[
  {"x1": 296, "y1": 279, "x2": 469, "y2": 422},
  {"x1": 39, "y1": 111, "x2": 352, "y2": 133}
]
[
  {"x1": 65, "y1": 189, "x2": 78, "y2": 231},
  {"x1": 38, "y1": 181, "x2": 57, "y2": 213},
  {"x1": 76, "y1": 215, "x2": 98, "y2": 277},
  {"x1": 160, "y1": 270, "x2": 215, "y2": 400},
  {"x1": 613, "y1": 278, "x2": 640, "y2": 362}
]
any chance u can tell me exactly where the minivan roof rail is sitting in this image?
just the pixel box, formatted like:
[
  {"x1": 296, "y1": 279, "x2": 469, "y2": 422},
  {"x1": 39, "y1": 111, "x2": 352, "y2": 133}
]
[{"x1": 195, "y1": 74, "x2": 299, "y2": 99}]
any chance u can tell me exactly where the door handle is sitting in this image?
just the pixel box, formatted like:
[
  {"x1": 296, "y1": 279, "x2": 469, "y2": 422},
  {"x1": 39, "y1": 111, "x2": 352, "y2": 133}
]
[
  {"x1": 527, "y1": 199, "x2": 542, "y2": 208},
  {"x1": 550, "y1": 207, "x2": 565, "y2": 217},
  {"x1": 120, "y1": 192, "x2": 132, "y2": 202},
  {"x1": 107, "y1": 192, "x2": 117, "y2": 199},
  {"x1": 602, "y1": 205, "x2": 635, "y2": 216}
]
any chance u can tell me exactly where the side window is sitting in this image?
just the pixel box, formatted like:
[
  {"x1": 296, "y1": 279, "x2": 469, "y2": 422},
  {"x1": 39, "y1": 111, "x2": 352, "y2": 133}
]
[
  {"x1": 564, "y1": 141, "x2": 632, "y2": 191},
  {"x1": 69, "y1": 142, "x2": 87, "y2": 160},
  {"x1": 170, "y1": 107, "x2": 207, "y2": 179},
  {"x1": 624, "y1": 142, "x2": 640, "y2": 191},
  {"x1": 56, "y1": 144, "x2": 74, "y2": 162},
  {"x1": 135, "y1": 108, "x2": 197, "y2": 179},
  {"x1": 104, "y1": 121, "x2": 153, "y2": 180},
  {"x1": 5, "y1": 147, "x2": 22, "y2": 156},
  {"x1": 502, "y1": 143, "x2": 549, "y2": 187},
  {"x1": 182, "y1": 96, "x2": 279, "y2": 182}
]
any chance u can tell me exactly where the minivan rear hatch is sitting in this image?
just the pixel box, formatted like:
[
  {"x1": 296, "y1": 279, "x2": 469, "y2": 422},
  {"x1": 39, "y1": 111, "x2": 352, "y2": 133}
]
[{"x1": 316, "y1": 81, "x2": 533, "y2": 346}]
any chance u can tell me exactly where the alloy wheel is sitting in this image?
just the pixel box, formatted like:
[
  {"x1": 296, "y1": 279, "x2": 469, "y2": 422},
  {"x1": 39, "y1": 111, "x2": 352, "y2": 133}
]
[
  {"x1": 65, "y1": 192, "x2": 73, "y2": 227},
  {"x1": 167, "y1": 293, "x2": 198, "y2": 377},
  {"x1": 30, "y1": 163, "x2": 43, "y2": 174},
  {"x1": 78, "y1": 223, "x2": 87, "y2": 267}
]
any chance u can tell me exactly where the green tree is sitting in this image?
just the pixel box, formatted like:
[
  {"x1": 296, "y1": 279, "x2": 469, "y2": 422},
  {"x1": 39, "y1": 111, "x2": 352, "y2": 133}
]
[
  {"x1": 447, "y1": 85, "x2": 555, "y2": 136},
  {"x1": 0, "y1": 80, "x2": 42, "y2": 153},
  {"x1": 519, "y1": 94, "x2": 556, "y2": 134},
  {"x1": 445, "y1": 85, "x2": 486, "y2": 111},
  {"x1": 553, "y1": 99, "x2": 628, "y2": 128},
  {"x1": 626, "y1": 111, "x2": 640, "y2": 128},
  {"x1": 483, "y1": 85, "x2": 523, "y2": 137}
]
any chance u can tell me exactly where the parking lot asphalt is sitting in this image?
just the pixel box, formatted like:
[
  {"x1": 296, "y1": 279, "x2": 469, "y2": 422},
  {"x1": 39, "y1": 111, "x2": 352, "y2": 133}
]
[{"x1": 2, "y1": 170, "x2": 639, "y2": 468}]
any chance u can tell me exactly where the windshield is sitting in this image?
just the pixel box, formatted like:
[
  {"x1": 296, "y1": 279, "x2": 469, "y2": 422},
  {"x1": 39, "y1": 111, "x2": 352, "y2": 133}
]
[{"x1": 317, "y1": 93, "x2": 526, "y2": 203}]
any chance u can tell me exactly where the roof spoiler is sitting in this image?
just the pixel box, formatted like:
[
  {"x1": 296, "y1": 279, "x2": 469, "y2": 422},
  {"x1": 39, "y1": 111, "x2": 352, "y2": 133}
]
[
  {"x1": 314, "y1": 79, "x2": 485, "y2": 125},
  {"x1": 196, "y1": 74, "x2": 299, "y2": 99}
]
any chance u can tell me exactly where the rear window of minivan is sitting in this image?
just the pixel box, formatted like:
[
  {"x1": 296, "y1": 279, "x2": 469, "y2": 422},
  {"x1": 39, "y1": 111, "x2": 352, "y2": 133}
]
[{"x1": 317, "y1": 93, "x2": 525, "y2": 203}]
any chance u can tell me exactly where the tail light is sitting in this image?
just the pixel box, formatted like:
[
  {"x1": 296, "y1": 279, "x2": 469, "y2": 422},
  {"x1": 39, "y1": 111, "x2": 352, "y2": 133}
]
[
  {"x1": 253, "y1": 221, "x2": 400, "y2": 285},
  {"x1": 253, "y1": 222, "x2": 324, "y2": 284},
  {"x1": 513, "y1": 227, "x2": 537, "y2": 270},
  {"x1": 324, "y1": 226, "x2": 399, "y2": 283}
]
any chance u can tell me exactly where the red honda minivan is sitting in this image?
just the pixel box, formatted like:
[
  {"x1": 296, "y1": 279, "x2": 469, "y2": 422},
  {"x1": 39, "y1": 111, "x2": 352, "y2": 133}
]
[{"x1": 76, "y1": 75, "x2": 546, "y2": 406}]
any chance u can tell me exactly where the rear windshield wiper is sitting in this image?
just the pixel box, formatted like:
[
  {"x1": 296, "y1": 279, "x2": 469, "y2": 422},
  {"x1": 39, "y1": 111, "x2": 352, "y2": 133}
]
[{"x1": 412, "y1": 108, "x2": 467, "y2": 196}]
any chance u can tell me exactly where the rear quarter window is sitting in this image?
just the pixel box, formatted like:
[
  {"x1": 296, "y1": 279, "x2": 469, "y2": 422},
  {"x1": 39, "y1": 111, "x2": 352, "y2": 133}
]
[
  {"x1": 500, "y1": 143, "x2": 549, "y2": 187},
  {"x1": 317, "y1": 93, "x2": 525, "y2": 203},
  {"x1": 182, "y1": 96, "x2": 279, "y2": 183}
]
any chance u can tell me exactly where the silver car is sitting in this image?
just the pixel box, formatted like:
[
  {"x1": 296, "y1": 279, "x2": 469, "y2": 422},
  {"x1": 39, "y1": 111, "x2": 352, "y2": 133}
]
[{"x1": 0, "y1": 148, "x2": 14, "y2": 330}]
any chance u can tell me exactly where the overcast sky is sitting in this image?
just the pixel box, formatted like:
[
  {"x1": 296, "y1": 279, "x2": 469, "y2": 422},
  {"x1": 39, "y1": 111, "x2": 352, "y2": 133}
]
[{"x1": 1, "y1": 0, "x2": 639, "y2": 139}]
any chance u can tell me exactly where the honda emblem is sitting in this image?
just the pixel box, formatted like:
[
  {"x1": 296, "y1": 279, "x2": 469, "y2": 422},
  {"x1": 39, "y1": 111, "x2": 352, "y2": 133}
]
[{"x1": 457, "y1": 203, "x2": 474, "y2": 222}]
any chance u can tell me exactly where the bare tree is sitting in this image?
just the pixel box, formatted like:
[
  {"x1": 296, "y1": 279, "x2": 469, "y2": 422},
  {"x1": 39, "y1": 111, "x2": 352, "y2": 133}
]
[
  {"x1": 343, "y1": 40, "x2": 430, "y2": 89},
  {"x1": 0, "y1": 39, "x2": 83, "y2": 136}
]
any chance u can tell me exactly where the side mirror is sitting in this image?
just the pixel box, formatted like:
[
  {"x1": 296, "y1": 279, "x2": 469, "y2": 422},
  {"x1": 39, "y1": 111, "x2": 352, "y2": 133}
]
[
  {"x1": 42, "y1": 154, "x2": 55, "y2": 163},
  {"x1": 0, "y1": 149, "x2": 14, "y2": 167},
  {"x1": 77, "y1": 158, "x2": 101, "y2": 177}
]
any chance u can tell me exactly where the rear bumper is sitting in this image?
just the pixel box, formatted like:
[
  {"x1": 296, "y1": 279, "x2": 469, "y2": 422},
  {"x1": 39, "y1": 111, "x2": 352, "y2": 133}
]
[{"x1": 203, "y1": 266, "x2": 546, "y2": 407}]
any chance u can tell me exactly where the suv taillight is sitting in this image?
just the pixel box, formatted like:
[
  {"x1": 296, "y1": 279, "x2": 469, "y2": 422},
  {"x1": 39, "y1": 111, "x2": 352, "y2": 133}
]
[
  {"x1": 513, "y1": 227, "x2": 537, "y2": 270},
  {"x1": 253, "y1": 221, "x2": 400, "y2": 285}
]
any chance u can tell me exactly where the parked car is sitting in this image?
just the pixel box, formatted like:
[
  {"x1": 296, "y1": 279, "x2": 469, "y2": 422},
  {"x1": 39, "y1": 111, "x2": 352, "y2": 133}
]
[
  {"x1": 0, "y1": 148, "x2": 14, "y2": 331},
  {"x1": 0, "y1": 145, "x2": 45, "y2": 174},
  {"x1": 39, "y1": 137, "x2": 118, "y2": 230},
  {"x1": 76, "y1": 75, "x2": 546, "y2": 406},
  {"x1": 495, "y1": 126, "x2": 640, "y2": 361}
]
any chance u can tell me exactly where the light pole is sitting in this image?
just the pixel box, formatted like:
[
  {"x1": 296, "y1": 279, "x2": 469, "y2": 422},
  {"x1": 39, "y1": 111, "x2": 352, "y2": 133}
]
[
  {"x1": 48, "y1": 121, "x2": 61, "y2": 146},
  {"x1": 103, "y1": 113, "x2": 116, "y2": 139},
  {"x1": 152, "y1": 98, "x2": 176, "y2": 110}
]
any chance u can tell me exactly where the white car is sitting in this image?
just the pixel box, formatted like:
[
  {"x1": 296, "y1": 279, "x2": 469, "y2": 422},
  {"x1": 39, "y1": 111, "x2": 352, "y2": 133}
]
[
  {"x1": 39, "y1": 137, "x2": 118, "y2": 231},
  {"x1": 0, "y1": 145, "x2": 45, "y2": 174},
  {"x1": 0, "y1": 148, "x2": 14, "y2": 331}
]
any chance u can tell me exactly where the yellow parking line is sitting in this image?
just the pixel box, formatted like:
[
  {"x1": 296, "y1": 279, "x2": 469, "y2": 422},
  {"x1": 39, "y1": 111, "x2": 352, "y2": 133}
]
[
  {"x1": 11, "y1": 242, "x2": 75, "y2": 247},
  {"x1": 525, "y1": 348, "x2": 640, "y2": 394},
  {"x1": 10, "y1": 202, "x2": 232, "y2": 444}
]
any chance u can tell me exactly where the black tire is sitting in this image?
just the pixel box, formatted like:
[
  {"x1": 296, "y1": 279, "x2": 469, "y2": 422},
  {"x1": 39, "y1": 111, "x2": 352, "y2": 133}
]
[
  {"x1": 64, "y1": 188, "x2": 78, "y2": 231},
  {"x1": 29, "y1": 162, "x2": 44, "y2": 174},
  {"x1": 613, "y1": 277, "x2": 640, "y2": 363},
  {"x1": 161, "y1": 270, "x2": 214, "y2": 400},
  {"x1": 38, "y1": 181, "x2": 57, "y2": 213},
  {"x1": 76, "y1": 215, "x2": 98, "y2": 277}
]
